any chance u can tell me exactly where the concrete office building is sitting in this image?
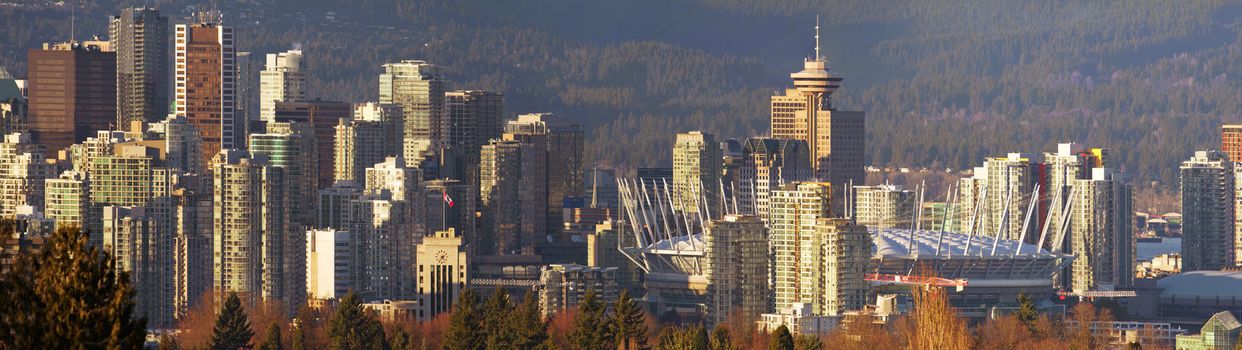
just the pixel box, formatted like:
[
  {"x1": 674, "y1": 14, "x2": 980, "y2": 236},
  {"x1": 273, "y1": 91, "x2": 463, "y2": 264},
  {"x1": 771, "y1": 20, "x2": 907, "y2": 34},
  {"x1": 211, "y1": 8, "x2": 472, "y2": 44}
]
[
  {"x1": 769, "y1": 34, "x2": 864, "y2": 211},
  {"x1": 1068, "y1": 168, "x2": 1134, "y2": 292},
  {"x1": 479, "y1": 134, "x2": 547, "y2": 256},
  {"x1": 851, "y1": 184, "x2": 916, "y2": 230},
  {"x1": 506, "y1": 113, "x2": 584, "y2": 231},
  {"x1": 306, "y1": 228, "x2": 352, "y2": 301},
  {"x1": 415, "y1": 228, "x2": 468, "y2": 321},
  {"x1": 27, "y1": 41, "x2": 116, "y2": 153},
  {"x1": 736, "y1": 138, "x2": 811, "y2": 219},
  {"x1": 672, "y1": 131, "x2": 722, "y2": 218},
  {"x1": 1224, "y1": 125, "x2": 1242, "y2": 164},
  {"x1": 378, "y1": 60, "x2": 445, "y2": 161},
  {"x1": 538, "y1": 264, "x2": 618, "y2": 318},
  {"x1": 111, "y1": 8, "x2": 168, "y2": 126},
  {"x1": 1181, "y1": 151, "x2": 1236, "y2": 271},
  {"x1": 273, "y1": 100, "x2": 349, "y2": 187},
  {"x1": 259, "y1": 50, "x2": 306, "y2": 123},
  {"x1": 175, "y1": 18, "x2": 238, "y2": 165},
  {"x1": 0, "y1": 74, "x2": 26, "y2": 135},
  {"x1": 445, "y1": 90, "x2": 503, "y2": 176}
]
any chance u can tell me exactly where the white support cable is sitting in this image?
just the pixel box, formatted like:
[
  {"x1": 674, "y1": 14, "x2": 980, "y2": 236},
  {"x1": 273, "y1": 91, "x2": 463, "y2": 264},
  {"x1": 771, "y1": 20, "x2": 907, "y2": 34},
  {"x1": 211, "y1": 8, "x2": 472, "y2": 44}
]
[
  {"x1": 1013, "y1": 184, "x2": 1040, "y2": 256},
  {"x1": 990, "y1": 184, "x2": 1015, "y2": 256},
  {"x1": 908, "y1": 181, "x2": 925, "y2": 256},
  {"x1": 1052, "y1": 186, "x2": 1077, "y2": 253},
  {"x1": 652, "y1": 179, "x2": 677, "y2": 245},
  {"x1": 936, "y1": 184, "x2": 955, "y2": 257},
  {"x1": 1035, "y1": 184, "x2": 1061, "y2": 253},
  {"x1": 730, "y1": 180, "x2": 740, "y2": 216},
  {"x1": 964, "y1": 185, "x2": 987, "y2": 255}
]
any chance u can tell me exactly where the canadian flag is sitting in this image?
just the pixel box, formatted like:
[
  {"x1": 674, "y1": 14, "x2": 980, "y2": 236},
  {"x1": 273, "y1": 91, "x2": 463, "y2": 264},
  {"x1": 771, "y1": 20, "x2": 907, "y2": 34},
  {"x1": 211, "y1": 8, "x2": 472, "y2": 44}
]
[{"x1": 443, "y1": 190, "x2": 454, "y2": 208}]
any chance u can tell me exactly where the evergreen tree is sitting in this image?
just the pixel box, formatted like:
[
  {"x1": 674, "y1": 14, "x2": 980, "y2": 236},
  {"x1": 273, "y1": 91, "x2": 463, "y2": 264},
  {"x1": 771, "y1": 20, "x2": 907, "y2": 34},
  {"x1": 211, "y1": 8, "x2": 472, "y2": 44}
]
[
  {"x1": 291, "y1": 326, "x2": 306, "y2": 350},
  {"x1": 0, "y1": 225, "x2": 147, "y2": 349},
  {"x1": 1016, "y1": 293, "x2": 1039, "y2": 332},
  {"x1": 159, "y1": 333, "x2": 183, "y2": 350},
  {"x1": 386, "y1": 324, "x2": 413, "y2": 350},
  {"x1": 211, "y1": 293, "x2": 255, "y2": 350},
  {"x1": 768, "y1": 325, "x2": 794, "y2": 350},
  {"x1": 686, "y1": 325, "x2": 709, "y2": 350},
  {"x1": 482, "y1": 288, "x2": 514, "y2": 348},
  {"x1": 444, "y1": 288, "x2": 484, "y2": 350},
  {"x1": 793, "y1": 335, "x2": 822, "y2": 350},
  {"x1": 709, "y1": 326, "x2": 733, "y2": 350},
  {"x1": 258, "y1": 323, "x2": 283, "y2": 350},
  {"x1": 569, "y1": 290, "x2": 614, "y2": 350},
  {"x1": 327, "y1": 291, "x2": 389, "y2": 350},
  {"x1": 612, "y1": 290, "x2": 649, "y2": 350},
  {"x1": 511, "y1": 290, "x2": 550, "y2": 348},
  {"x1": 654, "y1": 328, "x2": 680, "y2": 350}
]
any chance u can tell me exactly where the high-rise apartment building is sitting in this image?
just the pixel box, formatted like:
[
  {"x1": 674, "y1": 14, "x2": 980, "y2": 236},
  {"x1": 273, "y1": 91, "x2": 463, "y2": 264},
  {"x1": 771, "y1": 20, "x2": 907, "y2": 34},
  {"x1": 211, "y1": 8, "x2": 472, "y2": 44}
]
[
  {"x1": 479, "y1": 134, "x2": 548, "y2": 256},
  {"x1": 770, "y1": 182, "x2": 832, "y2": 314},
  {"x1": 736, "y1": 138, "x2": 811, "y2": 219},
  {"x1": 811, "y1": 218, "x2": 871, "y2": 315},
  {"x1": 111, "y1": 8, "x2": 168, "y2": 126},
  {"x1": 250, "y1": 122, "x2": 316, "y2": 227},
  {"x1": 506, "y1": 113, "x2": 584, "y2": 232},
  {"x1": 851, "y1": 184, "x2": 915, "y2": 229},
  {"x1": 703, "y1": 214, "x2": 770, "y2": 326},
  {"x1": 1044, "y1": 143, "x2": 1106, "y2": 250},
  {"x1": 44, "y1": 170, "x2": 90, "y2": 232},
  {"x1": 27, "y1": 42, "x2": 117, "y2": 153},
  {"x1": 672, "y1": 131, "x2": 722, "y2": 218},
  {"x1": 378, "y1": 60, "x2": 445, "y2": 161},
  {"x1": 1180, "y1": 150, "x2": 1235, "y2": 271},
  {"x1": 0, "y1": 133, "x2": 52, "y2": 218},
  {"x1": 538, "y1": 264, "x2": 618, "y2": 318},
  {"x1": 306, "y1": 228, "x2": 353, "y2": 301},
  {"x1": 211, "y1": 150, "x2": 300, "y2": 305},
  {"x1": 0, "y1": 74, "x2": 26, "y2": 135},
  {"x1": 259, "y1": 50, "x2": 306, "y2": 123},
  {"x1": 334, "y1": 103, "x2": 402, "y2": 183},
  {"x1": 1068, "y1": 168, "x2": 1134, "y2": 292},
  {"x1": 960, "y1": 153, "x2": 1046, "y2": 242},
  {"x1": 274, "y1": 100, "x2": 349, "y2": 187},
  {"x1": 414, "y1": 228, "x2": 468, "y2": 321},
  {"x1": 175, "y1": 19, "x2": 238, "y2": 165},
  {"x1": 102, "y1": 205, "x2": 173, "y2": 327},
  {"x1": 769, "y1": 41, "x2": 864, "y2": 212}
]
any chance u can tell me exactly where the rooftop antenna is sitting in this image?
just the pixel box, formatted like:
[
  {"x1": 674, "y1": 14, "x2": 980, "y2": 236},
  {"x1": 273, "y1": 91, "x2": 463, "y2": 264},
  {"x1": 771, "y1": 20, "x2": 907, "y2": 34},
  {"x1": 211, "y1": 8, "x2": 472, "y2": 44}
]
[
  {"x1": 70, "y1": 1, "x2": 75, "y2": 43},
  {"x1": 814, "y1": 14, "x2": 821, "y2": 60}
]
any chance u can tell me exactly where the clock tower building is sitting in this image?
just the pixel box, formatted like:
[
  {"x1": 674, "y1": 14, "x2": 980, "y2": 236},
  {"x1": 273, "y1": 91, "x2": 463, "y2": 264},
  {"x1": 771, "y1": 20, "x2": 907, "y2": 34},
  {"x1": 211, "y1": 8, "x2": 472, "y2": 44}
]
[{"x1": 415, "y1": 228, "x2": 468, "y2": 320}]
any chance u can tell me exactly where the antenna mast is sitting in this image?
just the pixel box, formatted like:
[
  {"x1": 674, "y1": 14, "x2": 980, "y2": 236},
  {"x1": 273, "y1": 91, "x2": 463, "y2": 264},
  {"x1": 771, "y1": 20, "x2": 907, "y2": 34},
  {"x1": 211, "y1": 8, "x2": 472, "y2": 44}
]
[{"x1": 814, "y1": 14, "x2": 821, "y2": 60}]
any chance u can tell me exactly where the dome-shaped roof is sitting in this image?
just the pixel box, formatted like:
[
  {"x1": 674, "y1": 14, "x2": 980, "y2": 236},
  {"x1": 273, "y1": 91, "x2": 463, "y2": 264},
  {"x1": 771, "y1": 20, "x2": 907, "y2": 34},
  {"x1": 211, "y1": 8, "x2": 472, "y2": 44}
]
[{"x1": 1157, "y1": 271, "x2": 1242, "y2": 299}]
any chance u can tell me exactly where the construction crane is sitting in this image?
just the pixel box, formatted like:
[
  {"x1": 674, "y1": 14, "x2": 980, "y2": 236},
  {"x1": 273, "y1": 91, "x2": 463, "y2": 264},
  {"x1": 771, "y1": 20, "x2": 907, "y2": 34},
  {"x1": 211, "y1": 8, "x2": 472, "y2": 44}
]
[
  {"x1": 866, "y1": 273, "x2": 968, "y2": 292},
  {"x1": 1057, "y1": 290, "x2": 1137, "y2": 301}
]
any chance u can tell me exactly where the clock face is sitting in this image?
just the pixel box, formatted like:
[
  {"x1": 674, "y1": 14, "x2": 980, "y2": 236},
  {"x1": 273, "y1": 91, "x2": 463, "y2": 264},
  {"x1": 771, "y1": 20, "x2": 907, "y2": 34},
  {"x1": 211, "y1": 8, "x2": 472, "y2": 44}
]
[{"x1": 435, "y1": 250, "x2": 448, "y2": 264}]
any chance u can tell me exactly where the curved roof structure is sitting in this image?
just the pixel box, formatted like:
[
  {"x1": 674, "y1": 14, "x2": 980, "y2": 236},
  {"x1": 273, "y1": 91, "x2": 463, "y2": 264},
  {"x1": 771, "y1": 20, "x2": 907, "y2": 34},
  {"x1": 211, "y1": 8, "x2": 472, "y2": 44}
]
[
  {"x1": 870, "y1": 228, "x2": 1068, "y2": 258},
  {"x1": 1158, "y1": 271, "x2": 1242, "y2": 299}
]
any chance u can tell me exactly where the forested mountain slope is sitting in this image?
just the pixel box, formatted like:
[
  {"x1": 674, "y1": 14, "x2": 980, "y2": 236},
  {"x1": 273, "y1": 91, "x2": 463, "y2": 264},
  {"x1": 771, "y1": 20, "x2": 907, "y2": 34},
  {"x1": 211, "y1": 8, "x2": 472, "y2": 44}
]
[{"x1": 2, "y1": 0, "x2": 1239, "y2": 185}]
